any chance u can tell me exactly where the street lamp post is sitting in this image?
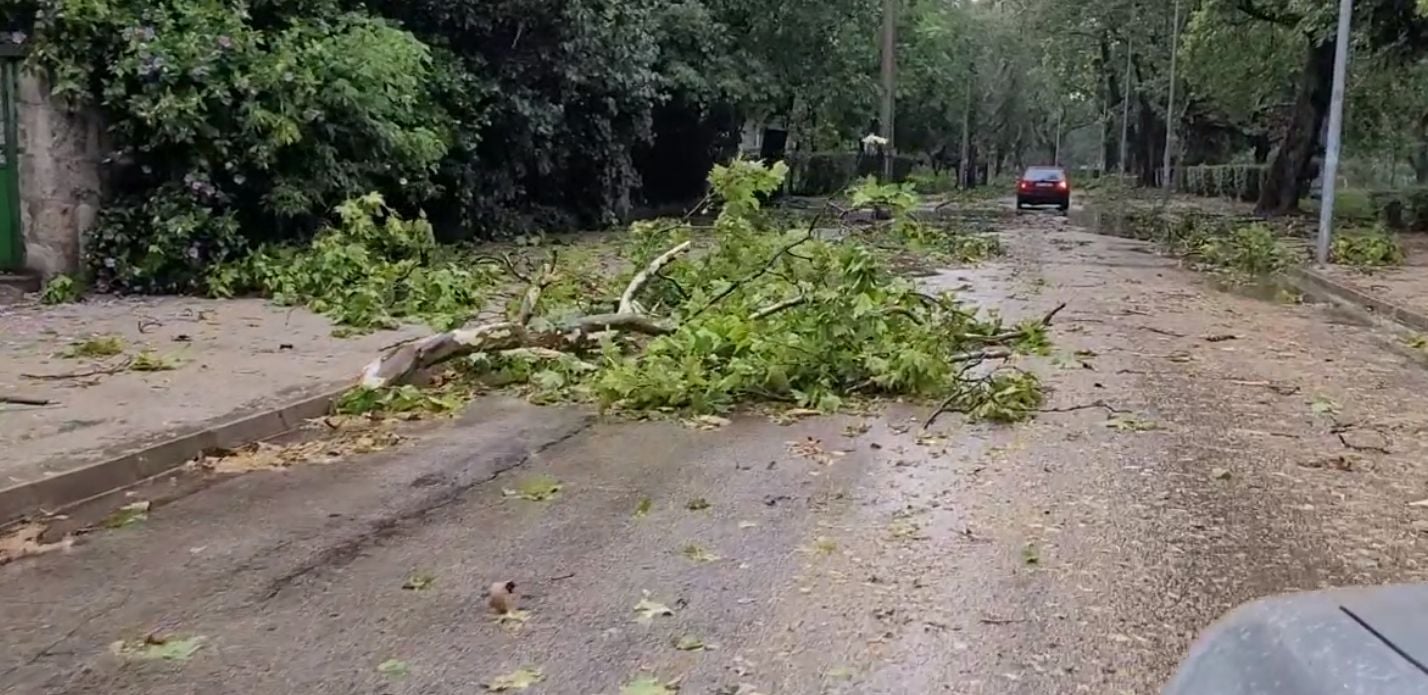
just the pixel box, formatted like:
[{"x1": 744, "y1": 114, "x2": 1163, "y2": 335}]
[{"x1": 1317, "y1": 0, "x2": 1356, "y2": 265}]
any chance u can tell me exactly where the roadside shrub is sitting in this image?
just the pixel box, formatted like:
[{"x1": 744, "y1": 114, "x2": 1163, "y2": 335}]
[
  {"x1": 24, "y1": 0, "x2": 452, "y2": 292},
  {"x1": 907, "y1": 168, "x2": 956, "y2": 194},
  {"x1": 1331, "y1": 225, "x2": 1404, "y2": 267},
  {"x1": 1192, "y1": 223, "x2": 1298, "y2": 276},
  {"x1": 208, "y1": 193, "x2": 498, "y2": 332},
  {"x1": 39, "y1": 274, "x2": 84, "y2": 304}
]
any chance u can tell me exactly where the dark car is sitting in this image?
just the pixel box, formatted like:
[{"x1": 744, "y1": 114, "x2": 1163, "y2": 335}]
[{"x1": 1016, "y1": 165, "x2": 1070, "y2": 211}]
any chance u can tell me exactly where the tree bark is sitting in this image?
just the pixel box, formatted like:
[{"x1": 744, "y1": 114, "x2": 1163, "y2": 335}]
[{"x1": 1257, "y1": 38, "x2": 1336, "y2": 215}]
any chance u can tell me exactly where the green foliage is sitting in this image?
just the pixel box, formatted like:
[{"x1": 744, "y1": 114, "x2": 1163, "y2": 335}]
[
  {"x1": 39, "y1": 274, "x2": 83, "y2": 304},
  {"x1": 63, "y1": 335, "x2": 125, "y2": 359},
  {"x1": 129, "y1": 350, "x2": 182, "y2": 371},
  {"x1": 848, "y1": 176, "x2": 919, "y2": 216},
  {"x1": 22, "y1": 0, "x2": 449, "y2": 292},
  {"x1": 334, "y1": 383, "x2": 465, "y2": 416},
  {"x1": 209, "y1": 194, "x2": 497, "y2": 331},
  {"x1": 564, "y1": 162, "x2": 1047, "y2": 416},
  {"x1": 1331, "y1": 226, "x2": 1404, "y2": 267},
  {"x1": 1190, "y1": 223, "x2": 1299, "y2": 277},
  {"x1": 907, "y1": 168, "x2": 956, "y2": 194}
]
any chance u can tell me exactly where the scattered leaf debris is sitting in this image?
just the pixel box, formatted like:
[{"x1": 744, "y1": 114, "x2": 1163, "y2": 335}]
[
  {"x1": 682, "y1": 544, "x2": 721, "y2": 563},
  {"x1": 503, "y1": 474, "x2": 563, "y2": 502},
  {"x1": 0, "y1": 523, "x2": 72, "y2": 565},
  {"x1": 402, "y1": 572, "x2": 436, "y2": 591},
  {"x1": 634, "y1": 593, "x2": 675, "y2": 624},
  {"x1": 673, "y1": 635, "x2": 706, "y2": 651},
  {"x1": 621, "y1": 675, "x2": 678, "y2": 695},
  {"x1": 377, "y1": 659, "x2": 410, "y2": 678},
  {"x1": 111, "y1": 635, "x2": 206, "y2": 662},
  {"x1": 487, "y1": 667, "x2": 544, "y2": 691},
  {"x1": 634, "y1": 498, "x2": 653, "y2": 518},
  {"x1": 685, "y1": 497, "x2": 711, "y2": 511},
  {"x1": 103, "y1": 501, "x2": 151, "y2": 529},
  {"x1": 1103, "y1": 414, "x2": 1159, "y2": 432}
]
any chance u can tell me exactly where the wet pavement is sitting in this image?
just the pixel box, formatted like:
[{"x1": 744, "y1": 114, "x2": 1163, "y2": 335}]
[{"x1": 6, "y1": 204, "x2": 1428, "y2": 694}]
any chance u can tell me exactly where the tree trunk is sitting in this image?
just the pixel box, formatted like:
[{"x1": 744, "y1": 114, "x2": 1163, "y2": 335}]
[
  {"x1": 1257, "y1": 38, "x2": 1336, "y2": 215},
  {"x1": 960, "y1": 65, "x2": 975, "y2": 189}
]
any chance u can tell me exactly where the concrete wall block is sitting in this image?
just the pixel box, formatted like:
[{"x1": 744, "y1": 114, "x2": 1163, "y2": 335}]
[{"x1": 16, "y1": 70, "x2": 105, "y2": 278}]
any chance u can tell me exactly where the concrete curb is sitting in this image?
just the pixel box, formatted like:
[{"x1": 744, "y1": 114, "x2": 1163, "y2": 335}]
[
  {"x1": 1290, "y1": 267, "x2": 1428, "y2": 334},
  {"x1": 0, "y1": 384, "x2": 350, "y2": 525}
]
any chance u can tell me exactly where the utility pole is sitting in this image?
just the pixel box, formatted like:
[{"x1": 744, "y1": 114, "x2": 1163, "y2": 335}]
[
  {"x1": 880, "y1": 0, "x2": 896, "y2": 181},
  {"x1": 1119, "y1": 31, "x2": 1133, "y2": 176},
  {"x1": 1317, "y1": 0, "x2": 1355, "y2": 265},
  {"x1": 1161, "y1": 0, "x2": 1181, "y2": 190}
]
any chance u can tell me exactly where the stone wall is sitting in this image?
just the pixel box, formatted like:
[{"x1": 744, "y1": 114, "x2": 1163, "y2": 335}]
[{"x1": 16, "y1": 70, "x2": 103, "y2": 278}]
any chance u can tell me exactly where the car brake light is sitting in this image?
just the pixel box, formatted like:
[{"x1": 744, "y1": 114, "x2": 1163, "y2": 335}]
[
  {"x1": 1018, "y1": 180, "x2": 1030, "y2": 190},
  {"x1": 1057, "y1": 180, "x2": 1069, "y2": 190}
]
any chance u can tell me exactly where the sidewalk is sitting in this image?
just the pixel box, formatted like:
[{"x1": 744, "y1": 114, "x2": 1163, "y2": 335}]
[
  {"x1": 1295, "y1": 236, "x2": 1428, "y2": 334},
  {"x1": 0, "y1": 296, "x2": 426, "y2": 519}
]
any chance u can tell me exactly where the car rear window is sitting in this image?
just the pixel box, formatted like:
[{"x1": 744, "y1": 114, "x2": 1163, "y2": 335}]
[{"x1": 1023, "y1": 167, "x2": 1065, "y2": 182}]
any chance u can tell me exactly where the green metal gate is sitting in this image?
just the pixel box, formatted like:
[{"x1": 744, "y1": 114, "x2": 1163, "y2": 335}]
[{"x1": 0, "y1": 47, "x2": 22, "y2": 271}]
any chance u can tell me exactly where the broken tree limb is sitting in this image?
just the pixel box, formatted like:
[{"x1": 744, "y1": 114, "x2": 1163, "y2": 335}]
[
  {"x1": 361, "y1": 242, "x2": 690, "y2": 388},
  {"x1": 964, "y1": 302, "x2": 1068, "y2": 344},
  {"x1": 22, "y1": 359, "x2": 134, "y2": 381},
  {"x1": 687, "y1": 206, "x2": 829, "y2": 319},
  {"x1": 619, "y1": 240, "x2": 692, "y2": 314},
  {"x1": 752, "y1": 296, "x2": 807, "y2": 320},
  {"x1": 1, "y1": 394, "x2": 52, "y2": 406},
  {"x1": 517, "y1": 252, "x2": 560, "y2": 325}
]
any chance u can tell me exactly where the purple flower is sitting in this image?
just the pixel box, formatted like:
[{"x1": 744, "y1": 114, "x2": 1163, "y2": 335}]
[
  {"x1": 187, "y1": 246, "x2": 201, "y2": 260},
  {"x1": 216, "y1": 35, "x2": 233, "y2": 49},
  {"x1": 10, "y1": 31, "x2": 27, "y2": 45}
]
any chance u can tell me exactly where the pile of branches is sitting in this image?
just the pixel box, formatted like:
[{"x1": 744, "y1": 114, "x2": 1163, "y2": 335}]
[{"x1": 358, "y1": 160, "x2": 1057, "y2": 420}]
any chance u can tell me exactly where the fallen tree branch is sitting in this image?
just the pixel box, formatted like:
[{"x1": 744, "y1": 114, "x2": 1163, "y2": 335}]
[
  {"x1": 1133, "y1": 324, "x2": 1187, "y2": 338},
  {"x1": 1037, "y1": 400, "x2": 1124, "y2": 414},
  {"x1": 688, "y1": 207, "x2": 828, "y2": 319},
  {"x1": 1, "y1": 394, "x2": 52, "y2": 406},
  {"x1": 965, "y1": 302, "x2": 1068, "y2": 344},
  {"x1": 517, "y1": 251, "x2": 560, "y2": 325},
  {"x1": 22, "y1": 359, "x2": 133, "y2": 380},
  {"x1": 948, "y1": 347, "x2": 1012, "y2": 362},
  {"x1": 619, "y1": 241, "x2": 692, "y2": 314}
]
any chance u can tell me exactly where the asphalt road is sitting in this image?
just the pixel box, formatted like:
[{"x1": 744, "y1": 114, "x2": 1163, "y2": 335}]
[{"x1": 6, "y1": 206, "x2": 1428, "y2": 694}]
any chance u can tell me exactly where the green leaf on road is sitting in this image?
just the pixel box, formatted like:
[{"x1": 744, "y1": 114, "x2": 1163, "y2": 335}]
[
  {"x1": 402, "y1": 572, "x2": 435, "y2": 591},
  {"x1": 377, "y1": 659, "x2": 410, "y2": 678},
  {"x1": 685, "y1": 497, "x2": 711, "y2": 511},
  {"x1": 681, "y1": 544, "x2": 720, "y2": 563},
  {"x1": 1104, "y1": 415, "x2": 1158, "y2": 432},
  {"x1": 111, "y1": 635, "x2": 206, "y2": 661},
  {"x1": 487, "y1": 667, "x2": 544, "y2": 691},
  {"x1": 1310, "y1": 397, "x2": 1339, "y2": 415},
  {"x1": 1022, "y1": 543, "x2": 1040, "y2": 565},
  {"x1": 621, "y1": 676, "x2": 676, "y2": 695},
  {"x1": 634, "y1": 498, "x2": 653, "y2": 518},
  {"x1": 633, "y1": 594, "x2": 674, "y2": 624},
  {"x1": 503, "y1": 474, "x2": 562, "y2": 502},
  {"x1": 103, "y1": 501, "x2": 151, "y2": 528},
  {"x1": 673, "y1": 635, "x2": 706, "y2": 651}
]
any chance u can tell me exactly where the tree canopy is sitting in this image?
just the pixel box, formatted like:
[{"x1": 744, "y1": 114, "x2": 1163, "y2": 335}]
[{"x1": 7, "y1": 0, "x2": 1428, "y2": 290}]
